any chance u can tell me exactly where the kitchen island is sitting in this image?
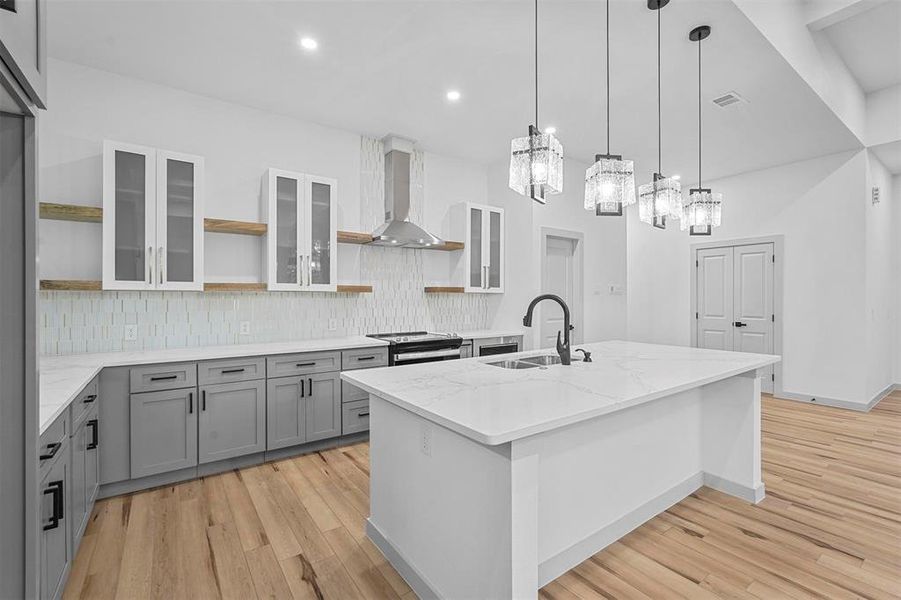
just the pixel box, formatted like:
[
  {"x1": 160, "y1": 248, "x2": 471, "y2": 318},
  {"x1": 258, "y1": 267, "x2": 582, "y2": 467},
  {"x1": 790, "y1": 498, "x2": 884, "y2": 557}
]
[{"x1": 341, "y1": 340, "x2": 780, "y2": 599}]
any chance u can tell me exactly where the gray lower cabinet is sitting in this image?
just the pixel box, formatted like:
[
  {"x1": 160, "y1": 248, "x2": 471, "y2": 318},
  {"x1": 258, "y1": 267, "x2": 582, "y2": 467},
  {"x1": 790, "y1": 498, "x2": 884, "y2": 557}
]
[
  {"x1": 199, "y1": 380, "x2": 266, "y2": 464},
  {"x1": 70, "y1": 411, "x2": 99, "y2": 545},
  {"x1": 39, "y1": 443, "x2": 71, "y2": 600},
  {"x1": 342, "y1": 399, "x2": 370, "y2": 435},
  {"x1": 267, "y1": 371, "x2": 341, "y2": 449},
  {"x1": 307, "y1": 372, "x2": 342, "y2": 442},
  {"x1": 130, "y1": 387, "x2": 198, "y2": 478}
]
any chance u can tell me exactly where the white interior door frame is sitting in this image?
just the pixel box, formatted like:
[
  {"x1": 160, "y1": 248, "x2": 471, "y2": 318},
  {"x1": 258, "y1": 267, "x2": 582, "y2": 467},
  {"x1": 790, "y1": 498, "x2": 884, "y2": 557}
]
[
  {"x1": 538, "y1": 227, "x2": 584, "y2": 349},
  {"x1": 690, "y1": 235, "x2": 784, "y2": 397}
]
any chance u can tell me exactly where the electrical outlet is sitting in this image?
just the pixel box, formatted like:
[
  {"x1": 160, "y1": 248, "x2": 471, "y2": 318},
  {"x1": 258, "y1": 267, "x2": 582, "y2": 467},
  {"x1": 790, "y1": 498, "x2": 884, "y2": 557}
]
[
  {"x1": 239, "y1": 321, "x2": 251, "y2": 335},
  {"x1": 328, "y1": 318, "x2": 338, "y2": 332},
  {"x1": 124, "y1": 325, "x2": 137, "y2": 341},
  {"x1": 420, "y1": 424, "x2": 432, "y2": 457}
]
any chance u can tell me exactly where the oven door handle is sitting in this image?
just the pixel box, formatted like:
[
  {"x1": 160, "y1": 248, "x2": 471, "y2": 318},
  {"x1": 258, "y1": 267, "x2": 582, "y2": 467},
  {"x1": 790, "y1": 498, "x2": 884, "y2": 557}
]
[{"x1": 394, "y1": 348, "x2": 462, "y2": 362}]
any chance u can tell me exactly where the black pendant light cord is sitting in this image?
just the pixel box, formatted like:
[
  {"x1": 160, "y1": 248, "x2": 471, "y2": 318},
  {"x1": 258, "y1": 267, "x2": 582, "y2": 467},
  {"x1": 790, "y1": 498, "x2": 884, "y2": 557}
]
[
  {"x1": 606, "y1": 0, "x2": 610, "y2": 155},
  {"x1": 657, "y1": 4, "x2": 662, "y2": 175},
  {"x1": 535, "y1": 0, "x2": 539, "y2": 129},
  {"x1": 698, "y1": 32, "x2": 702, "y2": 189}
]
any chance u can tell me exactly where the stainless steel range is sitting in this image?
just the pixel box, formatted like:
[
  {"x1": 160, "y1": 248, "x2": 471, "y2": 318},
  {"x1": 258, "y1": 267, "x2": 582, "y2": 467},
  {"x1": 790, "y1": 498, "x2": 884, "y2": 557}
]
[{"x1": 367, "y1": 331, "x2": 463, "y2": 365}]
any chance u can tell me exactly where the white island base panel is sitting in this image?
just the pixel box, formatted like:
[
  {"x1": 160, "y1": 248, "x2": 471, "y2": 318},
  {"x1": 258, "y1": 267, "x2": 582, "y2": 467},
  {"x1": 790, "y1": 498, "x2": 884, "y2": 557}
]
[{"x1": 366, "y1": 371, "x2": 763, "y2": 600}]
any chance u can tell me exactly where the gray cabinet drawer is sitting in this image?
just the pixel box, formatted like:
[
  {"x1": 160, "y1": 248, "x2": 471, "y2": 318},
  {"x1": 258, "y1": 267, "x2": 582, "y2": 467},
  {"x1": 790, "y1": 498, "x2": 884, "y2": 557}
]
[
  {"x1": 70, "y1": 376, "x2": 99, "y2": 429},
  {"x1": 341, "y1": 347, "x2": 388, "y2": 371},
  {"x1": 342, "y1": 380, "x2": 368, "y2": 404},
  {"x1": 267, "y1": 351, "x2": 340, "y2": 379},
  {"x1": 342, "y1": 399, "x2": 370, "y2": 435},
  {"x1": 199, "y1": 357, "x2": 265, "y2": 385},
  {"x1": 39, "y1": 411, "x2": 70, "y2": 479},
  {"x1": 130, "y1": 362, "x2": 197, "y2": 393}
]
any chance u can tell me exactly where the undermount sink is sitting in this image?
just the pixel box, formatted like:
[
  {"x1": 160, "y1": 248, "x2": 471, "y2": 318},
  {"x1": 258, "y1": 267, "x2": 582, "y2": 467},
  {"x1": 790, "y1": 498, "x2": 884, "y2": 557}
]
[
  {"x1": 519, "y1": 354, "x2": 563, "y2": 366},
  {"x1": 486, "y1": 359, "x2": 540, "y2": 370}
]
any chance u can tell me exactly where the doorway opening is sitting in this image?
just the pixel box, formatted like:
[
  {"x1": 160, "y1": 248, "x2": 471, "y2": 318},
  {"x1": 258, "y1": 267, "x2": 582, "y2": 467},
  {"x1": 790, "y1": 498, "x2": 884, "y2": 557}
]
[
  {"x1": 539, "y1": 227, "x2": 584, "y2": 349},
  {"x1": 690, "y1": 235, "x2": 784, "y2": 395}
]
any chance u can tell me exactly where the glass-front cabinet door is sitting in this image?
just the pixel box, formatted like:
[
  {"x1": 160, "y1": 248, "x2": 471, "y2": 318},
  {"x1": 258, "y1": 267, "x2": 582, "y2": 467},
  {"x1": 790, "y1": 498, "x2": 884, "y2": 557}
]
[
  {"x1": 305, "y1": 175, "x2": 337, "y2": 292},
  {"x1": 103, "y1": 141, "x2": 156, "y2": 290},
  {"x1": 264, "y1": 169, "x2": 337, "y2": 292},
  {"x1": 156, "y1": 151, "x2": 204, "y2": 291},
  {"x1": 462, "y1": 202, "x2": 504, "y2": 293}
]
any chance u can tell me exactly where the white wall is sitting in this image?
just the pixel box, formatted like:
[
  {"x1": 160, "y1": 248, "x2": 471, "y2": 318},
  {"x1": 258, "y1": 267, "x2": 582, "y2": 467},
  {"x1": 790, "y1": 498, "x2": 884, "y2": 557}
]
[
  {"x1": 864, "y1": 151, "x2": 895, "y2": 400},
  {"x1": 866, "y1": 85, "x2": 901, "y2": 147},
  {"x1": 627, "y1": 150, "x2": 874, "y2": 406},
  {"x1": 895, "y1": 174, "x2": 901, "y2": 385},
  {"x1": 486, "y1": 157, "x2": 628, "y2": 350}
]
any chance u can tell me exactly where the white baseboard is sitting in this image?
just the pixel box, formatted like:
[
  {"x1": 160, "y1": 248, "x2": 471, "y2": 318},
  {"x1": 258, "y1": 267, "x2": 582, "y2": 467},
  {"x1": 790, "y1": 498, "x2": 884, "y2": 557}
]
[
  {"x1": 776, "y1": 390, "x2": 872, "y2": 412},
  {"x1": 703, "y1": 473, "x2": 765, "y2": 504}
]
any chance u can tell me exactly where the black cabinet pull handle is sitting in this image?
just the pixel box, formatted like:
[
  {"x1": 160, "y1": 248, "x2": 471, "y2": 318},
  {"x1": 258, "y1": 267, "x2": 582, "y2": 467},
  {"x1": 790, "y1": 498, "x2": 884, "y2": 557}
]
[
  {"x1": 308, "y1": 378, "x2": 313, "y2": 396},
  {"x1": 40, "y1": 441, "x2": 61, "y2": 461},
  {"x1": 300, "y1": 380, "x2": 304, "y2": 398},
  {"x1": 150, "y1": 374, "x2": 178, "y2": 381},
  {"x1": 202, "y1": 390, "x2": 207, "y2": 411},
  {"x1": 296, "y1": 362, "x2": 316, "y2": 367},
  {"x1": 357, "y1": 356, "x2": 376, "y2": 361},
  {"x1": 221, "y1": 368, "x2": 245, "y2": 374},
  {"x1": 83, "y1": 394, "x2": 97, "y2": 404},
  {"x1": 43, "y1": 480, "x2": 63, "y2": 531},
  {"x1": 188, "y1": 392, "x2": 193, "y2": 414},
  {"x1": 733, "y1": 321, "x2": 748, "y2": 328},
  {"x1": 87, "y1": 419, "x2": 99, "y2": 450},
  {"x1": 358, "y1": 412, "x2": 370, "y2": 418}
]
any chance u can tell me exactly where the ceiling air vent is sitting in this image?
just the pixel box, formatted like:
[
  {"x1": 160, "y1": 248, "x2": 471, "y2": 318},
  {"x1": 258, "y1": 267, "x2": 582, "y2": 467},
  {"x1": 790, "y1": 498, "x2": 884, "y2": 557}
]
[{"x1": 712, "y1": 91, "x2": 746, "y2": 108}]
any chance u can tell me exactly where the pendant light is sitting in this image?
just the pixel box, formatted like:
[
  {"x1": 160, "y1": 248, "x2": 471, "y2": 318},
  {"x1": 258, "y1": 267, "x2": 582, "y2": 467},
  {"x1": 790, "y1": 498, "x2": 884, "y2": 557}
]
[
  {"x1": 509, "y1": 0, "x2": 564, "y2": 204},
  {"x1": 584, "y1": 0, "x2": 635, "y2": 216},
  {"x1": 637, "y1": 0, "x2": 681, "y2": 229},
  {"x1": 681, "y1": 25, "x2": 722, "y2": 235}
]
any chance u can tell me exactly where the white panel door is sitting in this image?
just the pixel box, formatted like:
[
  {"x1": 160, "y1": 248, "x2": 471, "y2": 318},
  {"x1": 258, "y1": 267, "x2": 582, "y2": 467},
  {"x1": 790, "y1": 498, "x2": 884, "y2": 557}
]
[
  {"x1": 697, "y1": 247, "x2": 734, "y2": 351},
  {"x1": 696, "y1": 242, "x2": 775, "y2": 393},
  {"x1": 541, "y1": 236, "x2": 575, "y2": 349},
  {"x1": 733, "y1": 243, "x2": 774, "y2": 392}
]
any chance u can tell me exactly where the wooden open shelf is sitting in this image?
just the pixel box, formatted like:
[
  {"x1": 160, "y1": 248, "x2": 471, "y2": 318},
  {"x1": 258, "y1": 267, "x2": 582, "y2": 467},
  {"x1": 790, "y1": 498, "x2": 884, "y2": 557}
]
[
  {"x1": 424, "y1": 286, "x2": 465, "y2": 294},
  {"x1": 41, "y1": 280, "x2": 372, "y2": 293},
  {"x1": 39, "y1": 202, "x2": 103, "y2": 223},
  {"x1": 204, "y1": 218, "x2": 267, "y2": 236},
  {"x1": 337, "y1": 230, "x2": 373, "y2": 245},
  {"x1": 40, "y1": 279, "x2": 103, "y2": 291}
]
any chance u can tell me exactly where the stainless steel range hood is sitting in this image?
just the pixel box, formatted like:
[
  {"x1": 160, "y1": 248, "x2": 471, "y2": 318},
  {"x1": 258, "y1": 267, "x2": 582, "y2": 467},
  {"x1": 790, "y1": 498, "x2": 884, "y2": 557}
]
[{"x1": 370, "y1": 137, "x2": 444, "y2": 248}]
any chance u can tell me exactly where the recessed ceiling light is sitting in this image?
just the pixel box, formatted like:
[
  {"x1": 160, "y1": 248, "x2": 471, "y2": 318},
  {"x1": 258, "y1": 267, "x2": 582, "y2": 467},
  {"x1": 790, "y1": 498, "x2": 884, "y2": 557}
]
[
  {"x1": 545, "y1": 126, "x2": 557, "y2": 134},
  {"x1": 299, "y1": 37, "x2": 318, "y2": 51},
  {"x1": 672, "y1": 174, "x2": 681, "y2": 180},
  {"x1": 446, "y1": 90, "x2": 461, "y2": 102}
]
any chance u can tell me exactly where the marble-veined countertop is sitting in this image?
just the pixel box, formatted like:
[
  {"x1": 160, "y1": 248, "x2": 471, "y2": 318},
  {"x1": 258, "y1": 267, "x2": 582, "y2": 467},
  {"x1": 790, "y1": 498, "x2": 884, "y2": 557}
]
[{"x1": 341, "y1": 340, "x2": 780, "y2": 445}]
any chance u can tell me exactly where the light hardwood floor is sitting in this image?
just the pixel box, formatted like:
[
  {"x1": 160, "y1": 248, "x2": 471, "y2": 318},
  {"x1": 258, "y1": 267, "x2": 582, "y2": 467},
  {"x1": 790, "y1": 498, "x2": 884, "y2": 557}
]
[{"x1": 64, "y1": 393, "x2": 901, "y2": 599}]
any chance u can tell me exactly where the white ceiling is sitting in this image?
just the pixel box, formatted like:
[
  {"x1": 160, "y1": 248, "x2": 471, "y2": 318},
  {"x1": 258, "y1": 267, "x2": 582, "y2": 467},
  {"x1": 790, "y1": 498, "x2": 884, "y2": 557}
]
[
  {"x1": 47, "y1": 0, "x2": 862, "y2": 182},
  {"x1": 822, "y1": 1, "x2": 901, "y2": 93},
  {"x1": 871, "y1": 139, "x2": 901, "y2": 173}
]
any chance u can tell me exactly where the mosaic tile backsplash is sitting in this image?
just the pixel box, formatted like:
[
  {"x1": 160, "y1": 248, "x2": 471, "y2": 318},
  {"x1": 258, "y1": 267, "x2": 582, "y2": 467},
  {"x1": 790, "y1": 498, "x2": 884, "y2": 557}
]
[{"x1": 40, "y1": 246, "x2": 490, "y2": 356}]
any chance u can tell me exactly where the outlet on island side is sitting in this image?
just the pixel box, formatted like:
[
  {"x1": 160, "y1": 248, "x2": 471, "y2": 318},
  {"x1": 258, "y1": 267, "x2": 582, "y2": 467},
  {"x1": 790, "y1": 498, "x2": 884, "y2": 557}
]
[{"x1": 420, "y1": 423, "x2": 432, "y2": 457}]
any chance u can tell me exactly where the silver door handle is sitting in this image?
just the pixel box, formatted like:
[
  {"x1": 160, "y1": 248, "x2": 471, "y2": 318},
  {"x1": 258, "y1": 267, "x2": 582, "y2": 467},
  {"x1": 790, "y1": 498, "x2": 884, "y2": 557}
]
[
  {"x1": 159, "y1": 246, "x2": 164, "y2": 285},
  {"x1": 148, "y1": 246, "x2": 154, "y2": 285}
]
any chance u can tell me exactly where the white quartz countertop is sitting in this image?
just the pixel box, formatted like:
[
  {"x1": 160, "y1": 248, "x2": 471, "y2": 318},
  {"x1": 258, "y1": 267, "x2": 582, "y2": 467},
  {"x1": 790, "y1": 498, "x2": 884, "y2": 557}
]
[
  {"x1": 341, "y1": 340, "x2": 780, "y2": 445},
  {"x1": 40, "y1": 336, "x2": 387, "y2": 434}
]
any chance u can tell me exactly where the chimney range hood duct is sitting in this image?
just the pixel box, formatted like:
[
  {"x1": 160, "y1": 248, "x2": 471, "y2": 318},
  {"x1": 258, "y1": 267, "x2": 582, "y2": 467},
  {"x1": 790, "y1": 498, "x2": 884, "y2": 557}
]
[{"x1": 370, "y1": 139, "x2": 444, "y2": 248}]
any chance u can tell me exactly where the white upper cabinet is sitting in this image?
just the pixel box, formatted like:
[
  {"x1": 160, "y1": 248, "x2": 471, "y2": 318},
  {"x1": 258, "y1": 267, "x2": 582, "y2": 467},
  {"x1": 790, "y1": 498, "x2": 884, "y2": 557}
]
[
  {"x1": 262, "y1": 168, "x2": 337, "y2": 292},
  {"x1": 457, "y1": 202, "x2": 504, "y2": 293},
  {"x1": 102, "y1": 141, "x2": 204, "y2": 291}
]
